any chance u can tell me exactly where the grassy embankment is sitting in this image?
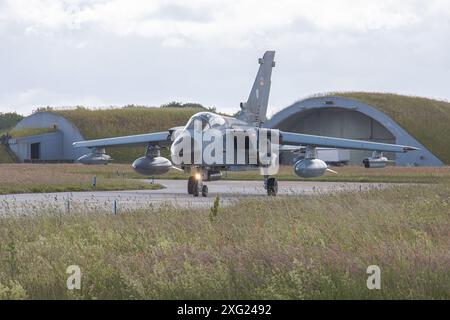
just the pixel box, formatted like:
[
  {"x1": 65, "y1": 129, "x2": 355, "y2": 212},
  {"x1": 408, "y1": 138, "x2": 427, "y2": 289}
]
[
  {"x1": 0, "y1": 182, "x2": 448, "y2": 299},
  {"x1": 0, "y1": 112, "x2": 23, "y2": 163},
  {"x1": 0, "y1": 105, "x2": 202, "y2": 164},
  {"x1": 335, "y1": 92, "x2": 450, "y2": 164},
  {"x1": 2, "y1": 93, "x2": 449, "y2": 164},
  {"x1": 0, "y1": 164, "x2": 162, "y2": 194},
  {"x1": 9, "y1": 127, "x2": 57, "y2": 138},
  {"x1": 54, "y1": 106, "x2": 202, "y2": 162},
  {"x1": 0, "y1": 146, "x2": 14, "y2": 164},
  {"x1": 56, "y1": 93, "x2": 450, "y2": 164}
]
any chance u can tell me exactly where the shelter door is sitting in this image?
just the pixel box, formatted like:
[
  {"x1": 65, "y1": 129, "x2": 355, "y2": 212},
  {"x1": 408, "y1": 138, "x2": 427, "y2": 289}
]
[{"x1": 30, "y1": 142, "x2": 40, "y2": 160}]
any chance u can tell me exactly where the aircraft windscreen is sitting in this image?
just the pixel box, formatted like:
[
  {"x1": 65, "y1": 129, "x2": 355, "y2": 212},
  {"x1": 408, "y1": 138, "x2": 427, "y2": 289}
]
[{"x1": 184, "y1": 112, "x2": 226, "y2": 131}]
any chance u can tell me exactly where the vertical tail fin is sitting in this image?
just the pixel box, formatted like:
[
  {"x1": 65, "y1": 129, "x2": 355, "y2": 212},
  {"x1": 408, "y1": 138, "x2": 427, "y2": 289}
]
[{"x1": 237, "y1": 51, "x2": 276, "y2": 127}]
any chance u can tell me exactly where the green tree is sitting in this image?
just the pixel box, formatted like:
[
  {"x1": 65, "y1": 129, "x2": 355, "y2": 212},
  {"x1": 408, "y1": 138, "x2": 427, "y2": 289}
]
[{"x1": 0, "y1": 112, "x2": 24, "y2": 131}]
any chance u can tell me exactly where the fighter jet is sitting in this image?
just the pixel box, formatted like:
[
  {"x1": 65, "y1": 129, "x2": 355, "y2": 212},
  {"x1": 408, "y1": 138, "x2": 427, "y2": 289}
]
[{"x1": 73, "y1": 51, "x2": 418, "y2": 197}]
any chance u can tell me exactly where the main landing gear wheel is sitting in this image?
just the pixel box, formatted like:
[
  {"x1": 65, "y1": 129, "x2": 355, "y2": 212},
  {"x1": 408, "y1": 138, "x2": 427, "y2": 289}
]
[
  {"x1": 267, "y1": 177, "x2": 278, "y2": 196},
  {"x1": 201, "y1": 185, "x2": 208, "y2": 197},
  {"x1": 192, "y1": 181, "x2": 200, "y2": 197},
  {"x1": 187, "y1": 176, "x2": 195, "y2": 194},
  {"x1": 188, "y1": 172, "x2": 208, "y2": 197}
]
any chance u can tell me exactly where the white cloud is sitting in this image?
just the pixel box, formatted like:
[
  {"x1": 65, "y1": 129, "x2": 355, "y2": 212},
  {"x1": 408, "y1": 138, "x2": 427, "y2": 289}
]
[
  {"x1": 161, "y1": 37, "x2": 188, "y2": 48},
  {"x1": 0, "y1": 0, "x2": 431, "y2": 45},
  {"x1": 0, "y1": 0, "x2": 449, "y2": 115},
  {"x1": 0, "y1": 88, "x2": 107, "y2": 115}
]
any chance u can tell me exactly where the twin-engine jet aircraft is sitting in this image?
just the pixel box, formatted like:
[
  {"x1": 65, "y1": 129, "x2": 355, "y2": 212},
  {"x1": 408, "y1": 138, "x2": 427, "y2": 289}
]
[{"x1": 74, "y1": 51, "x2": 418, "y2": 197}]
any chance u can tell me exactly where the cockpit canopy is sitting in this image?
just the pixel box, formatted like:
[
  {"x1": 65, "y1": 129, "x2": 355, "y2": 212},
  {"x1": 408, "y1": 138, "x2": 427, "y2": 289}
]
[{"x1": 184, "y1": 112, "x2": 227, "y2": 131}]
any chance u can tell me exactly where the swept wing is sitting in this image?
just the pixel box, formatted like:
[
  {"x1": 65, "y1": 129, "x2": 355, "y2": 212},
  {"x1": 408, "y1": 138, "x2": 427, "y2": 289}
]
[
  {"x1": 73, "y1": 131, "x2": 171, "y2": 149},
  {"x1": 280, "y1": 131, "x2": 418, "y2": 153}
]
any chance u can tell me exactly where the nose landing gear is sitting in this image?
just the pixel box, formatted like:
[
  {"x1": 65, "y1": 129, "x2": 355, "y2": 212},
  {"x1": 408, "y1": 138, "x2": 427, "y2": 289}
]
[
  {"x1": 264, "y1": 176, "x2": 278, "y2": 196},
  {"x1": 187, "y1": 172, "x2": 208, "y2": 197}
]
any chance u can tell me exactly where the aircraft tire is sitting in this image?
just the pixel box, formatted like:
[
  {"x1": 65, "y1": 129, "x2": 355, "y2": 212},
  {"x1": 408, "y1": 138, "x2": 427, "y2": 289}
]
[
  {"x1": 187, "y1": 176, "x2": 195, "y2": 194},
  {"x1": 267, "y1": 177, "x2": 278, "y2": 196},
  {"x1": 193, "y1": 181, "x2": 200, "y2": 197},
  {"x1": 201, "y1": 185, "x2": 208, "y2": 197}
]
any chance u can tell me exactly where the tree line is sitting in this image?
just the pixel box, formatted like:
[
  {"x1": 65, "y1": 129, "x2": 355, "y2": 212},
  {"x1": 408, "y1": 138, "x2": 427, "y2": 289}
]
[{"x1": 0, "y1": 112, "x2": 24, "y2": 131}]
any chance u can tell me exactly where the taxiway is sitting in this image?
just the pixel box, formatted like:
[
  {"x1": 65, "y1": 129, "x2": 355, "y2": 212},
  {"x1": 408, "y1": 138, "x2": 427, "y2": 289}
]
[{"x1": 0, "y1": 179, "x2": 393, "y2": 216}]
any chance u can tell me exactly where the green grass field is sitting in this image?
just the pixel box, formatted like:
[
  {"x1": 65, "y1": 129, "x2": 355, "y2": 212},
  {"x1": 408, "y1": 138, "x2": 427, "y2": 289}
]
[
  {"x1": 155, "y1": 165, "x2": 450, "y2": 184},
  {"x1": 0, "y1": 182, "x2": 448, "y2": 299},
  {"x1": 0, "y1": 164, "x2": 449, "y2": 195},
  {"x1": 0, "y1": 164, "x2": 449, "y2": 299},
  {"x1": 0, "y1": 164, "x2": 162, "y2": 195}
]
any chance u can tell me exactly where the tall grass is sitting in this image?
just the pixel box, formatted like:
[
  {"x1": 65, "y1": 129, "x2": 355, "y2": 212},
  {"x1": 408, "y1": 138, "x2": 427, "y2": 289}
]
[
  {"x1": 150, "y1": 165, "x2": 450, "y2": 184},
  {"x1": 222, "y1": 165, "x2": 450, "y2": 184},
  {"x1": 0, "y1": 164, "x2": 161, "y2": 194},
  {"x1": 0, "y1": 183, "x2": 448, "y2": 299},
  {"x1": 0, "y1": 146, "x2": 14, "y2": 164},
  {"x1": 10, "y1": 127, "x2": 57, "y2": 138}
]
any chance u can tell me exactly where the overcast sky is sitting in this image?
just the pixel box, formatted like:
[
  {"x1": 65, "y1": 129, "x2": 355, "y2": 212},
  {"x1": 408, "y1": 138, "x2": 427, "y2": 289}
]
[{"x1": 0, "y1": 0, "x2": 449, "y2": 116}]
